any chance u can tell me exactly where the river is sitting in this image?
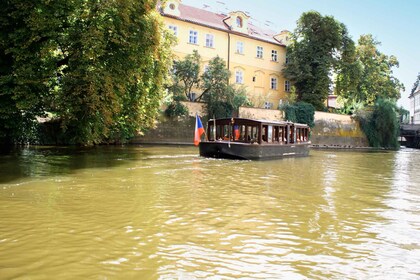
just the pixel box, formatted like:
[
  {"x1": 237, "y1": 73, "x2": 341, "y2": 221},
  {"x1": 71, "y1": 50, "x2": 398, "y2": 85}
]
[{"x1": 0, "y1": 146, "x2": 419, "y2": 279}]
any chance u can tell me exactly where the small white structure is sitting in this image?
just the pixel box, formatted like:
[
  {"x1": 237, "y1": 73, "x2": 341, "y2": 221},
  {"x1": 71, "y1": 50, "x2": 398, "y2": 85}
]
[{"x1": 409, "y1": 85, "x2": 420, "y2": 124}]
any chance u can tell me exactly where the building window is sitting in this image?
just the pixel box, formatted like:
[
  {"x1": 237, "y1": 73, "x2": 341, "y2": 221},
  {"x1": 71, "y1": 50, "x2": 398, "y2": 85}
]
[
  {"x1": 285, "y1": 55, "x2": 290, "y2": 64},
  {"x1": 236, "y1": 17, "x2": 243, "y2": 28},
  {"x1": 189, "y1": 30, "x2": 198, "y2": 44},
  {"x1": 236, "y1": 41, "x2": 244, "y2": 54},
  {"x1": 271, "y1": 50, "x2": 278, "y2": 62},
  {"x1": 168, "y1": 25, "x2": 178, "y2": 36},
  {"x1": 257, "y1": 46, "x2": 263, "y2": 58},
  {"x1": 205, "y1": 34, "x2": 214, "y2": 48},
  {"x1": 169, "y1": 3, "x2": 176, "y2": 10},
  {"x1": 264, "y1": 101, "x2": 273, "y2": 109},
  {"x1": 235, "y1": 70, "x2": 243, "y2": 84},
  {"x1": 285, "y1": 80, "x2": 291, "y2": 92},
  {"x1": 271, "y1": 77, "x2": 278, "y2": 90}
]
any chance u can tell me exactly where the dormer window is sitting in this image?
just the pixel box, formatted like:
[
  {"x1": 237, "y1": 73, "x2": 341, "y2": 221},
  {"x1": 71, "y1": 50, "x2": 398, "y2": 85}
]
[
  {"x1": 236, "y1": 17, "x2": 243, "y2": 28},
  {"x1": 163, "y1": 0, "x2": 181, "y2": 17},
  {"x1": 228, "y1": 11, "x2": 249, "y2": 33}
]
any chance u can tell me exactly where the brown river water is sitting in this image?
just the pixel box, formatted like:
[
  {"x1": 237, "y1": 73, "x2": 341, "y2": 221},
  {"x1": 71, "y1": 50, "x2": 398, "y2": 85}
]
[{"x1": 0, "y1": 146, "x2": 419, "y2": 279}]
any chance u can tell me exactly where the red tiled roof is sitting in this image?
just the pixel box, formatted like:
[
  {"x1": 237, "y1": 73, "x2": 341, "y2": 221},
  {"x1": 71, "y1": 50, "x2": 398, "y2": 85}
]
[
  {"x1": 178, "y1": 3, "x2": 228, "y2": 30},
  {"x1": 160, "y1": 3, "x2": 284, "y2": 46}
]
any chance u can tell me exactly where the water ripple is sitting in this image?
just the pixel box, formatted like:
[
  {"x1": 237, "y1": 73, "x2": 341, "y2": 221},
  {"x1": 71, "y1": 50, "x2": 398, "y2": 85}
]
[{"x1": 0, "y1": 147, "x2": 419, "y2": 279}]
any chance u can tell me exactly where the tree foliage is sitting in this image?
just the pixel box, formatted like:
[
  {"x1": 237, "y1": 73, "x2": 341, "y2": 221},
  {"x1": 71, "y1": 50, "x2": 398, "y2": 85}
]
[
  {"x1": 398, "y1": 106, "x2": 410, "y2": 124},
  {"x1": 0, "y1": 0, "x2": 172, "y2": 145},
  {"x1": 171, "y1": 50, "x2": 201, "y2": 101},
  {"x1": 356, "y1": 98, "x2": 399, "y2": 149},
  {"x1": 168, "y1": 53, "x2": 248, "y2": 118},
  {"x1": 337, "y1": 35, "x2": 404, "y2": 107},
  {"x1": 284, "y1": 12, "x2": 404, "y2": 113},
  {"x1": 283, "y1": 11, "x2": 354, "y2": 110},
  {"x1": 282, "y1": 102, "x2": 315, "y2": 127},
  {"x1": 411, "y1": 72, "x2": 420, "y2": 96},
  {"x1": 201, "y1": 56, "x2": 248, "y2": 118}
]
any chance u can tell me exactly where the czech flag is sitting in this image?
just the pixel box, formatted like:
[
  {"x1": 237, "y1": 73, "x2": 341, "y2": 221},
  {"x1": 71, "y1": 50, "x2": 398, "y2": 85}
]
[{"x1": 194, "y1": 115, "x2": 205, "y2": 146}]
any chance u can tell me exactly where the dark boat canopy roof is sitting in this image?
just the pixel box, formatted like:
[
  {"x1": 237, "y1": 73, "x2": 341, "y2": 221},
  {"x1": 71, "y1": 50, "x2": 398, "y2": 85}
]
[{"x1": 208, "y1": 117, "x2": 309, "y2": 128}]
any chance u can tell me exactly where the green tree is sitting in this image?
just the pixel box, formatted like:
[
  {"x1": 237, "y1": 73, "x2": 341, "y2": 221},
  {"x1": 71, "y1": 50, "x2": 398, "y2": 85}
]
[
  {"x1": 398, "y1": 106, "x2": 410, "y2": 124},
  {"x1": 0, "y1": 0, "x2": 172, "y2": 145},
  {"x1": 356, "y1": 98, "x2": 399, "y2": 148},
  {"x1": 282, "y1": 102, "x2": 315, "y2": 127},
  {"x1": 0, "y1": 0, "x2": 65, "y2": 145},
  {"x1": 351, "y1": 35, "x2": 404, "y2": 106},
  {"x1": 334, "y1": 34, "x2": 363, "y2": 107},
  {"x1": 172, "y1": 50, "x2": 201, "y2": 101},
  {"x1": 201, "y1": 56, "x2": 248, "y2": 118},
  {"x1": 411, "y1": 72, "x2": 420, "y2": 96},
  {"x1": 283, "y1": 11, "x2": 354, "y2": 110}
]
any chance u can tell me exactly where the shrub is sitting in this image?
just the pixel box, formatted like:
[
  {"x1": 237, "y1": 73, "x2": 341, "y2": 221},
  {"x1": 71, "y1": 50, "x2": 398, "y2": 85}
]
[
  {"x1": 356, "y1": 98, "x2": 399, "y2": 149},
  {"x1": 282, "y1": 101, "x2": 315, "y2": 127},
  {"x1": 164, "y1": 101, "x2": 189, "y2": 118}
]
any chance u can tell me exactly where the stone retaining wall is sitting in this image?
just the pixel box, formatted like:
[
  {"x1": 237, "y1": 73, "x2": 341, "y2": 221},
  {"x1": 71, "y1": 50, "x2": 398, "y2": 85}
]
[
  {"x1": 311, "y1": 112, "x2": 369, "y2": 148},
  {"x1": 131, "y1": 106, "x2": 369, "y2": 147}
]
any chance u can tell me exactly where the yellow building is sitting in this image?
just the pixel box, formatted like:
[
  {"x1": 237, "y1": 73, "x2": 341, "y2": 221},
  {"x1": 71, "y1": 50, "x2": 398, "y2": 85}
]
[{"x1": 159, "y1": 0, "x2": 291, "y2": 109}]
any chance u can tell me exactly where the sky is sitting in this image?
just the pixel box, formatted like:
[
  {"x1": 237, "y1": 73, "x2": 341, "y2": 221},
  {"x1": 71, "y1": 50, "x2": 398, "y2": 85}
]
[{"x1": 182, "y1": 0, "x2": 420, "y2": 109}]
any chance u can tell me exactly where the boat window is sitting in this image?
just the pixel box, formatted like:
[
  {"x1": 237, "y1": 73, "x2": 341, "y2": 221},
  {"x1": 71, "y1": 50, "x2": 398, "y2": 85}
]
[
  {"x1": 246, "y1": 125, "x2": 258, "y2": 143},
  {"x1": 209, "y1": 124, "x2": 214, "y2": 141},
  {"x1": 216, "y1": 125, "x2": 221, "y2": 140},
  {"x1": 290, "y1": 126, "x2": 295, "y2": 143},
  {"x1": 280, "y1": 126, "x2": 286, "y2": 143},
  {"x1": 235, "y1": 125, "x2": 246, "y2": 141},
  {"x1": 262, "y1": 125, "x2": 268, "y2": 142},
  {"x1": 216, "y1": 125, "x2": 226, "y2": 140},
  {"x1": 233, "y1": 124, "x2": 244, "y2": 141},
  {"x1": 267, "y1": 125, "x2": 273, "y2": 143},
  {"x1": 273, "y1": 126, "x2": 279, "y2": 142},
  {"x1": 223, "y1": 125, "x2": 230, "y2": 140}
]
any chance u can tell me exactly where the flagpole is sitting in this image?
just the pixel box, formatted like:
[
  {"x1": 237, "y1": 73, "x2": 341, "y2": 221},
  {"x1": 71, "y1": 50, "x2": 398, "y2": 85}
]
[
  {"x1": 201, "y1": 115, "x2": 208, "y2": 140},
  {"x1": 204, "y1": 120, "x2": 208, "y2": 141},
  {"x1": 213, "y1": 115, "x2": 216, "y2": 141}
]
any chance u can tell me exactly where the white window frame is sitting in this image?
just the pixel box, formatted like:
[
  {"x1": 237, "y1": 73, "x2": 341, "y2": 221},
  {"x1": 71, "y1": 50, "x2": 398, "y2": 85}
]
[
  {"x1": 236, "y1": 41, "x2": 244, "y2": 54},
  {"x1": 257, "y1": 46, "x2": 263, "y2": 58},
  {"x1": 271, "y1": 77, "x2": 278, "y2": 90},
  {"x1": 236, "y1": 17, "x2": 243, "y2": 28},
  {"x1": 205, "y1": 34, "x2": 214, "y2": 48},
  {"x1": 189, "y1": 30, "x2": 198, "y2": 44},
  {"x1": 285, "y1": 80, "x2": 291, "y2": 92},
  {"x1": 235, "y1": 70, "x2": 243, "y2": 84},
  {"x1": 271, "y1": 50, "x2": 278, "y2": 62},
  {"x1": 168, "y1": 25, "x2": 178, "y2": 36}
]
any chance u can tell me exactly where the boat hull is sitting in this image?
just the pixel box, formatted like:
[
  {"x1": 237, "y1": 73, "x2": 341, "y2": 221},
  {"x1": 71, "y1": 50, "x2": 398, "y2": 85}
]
[{"x1": 199, "y1": 141, "x2": 310, "y2": 160}]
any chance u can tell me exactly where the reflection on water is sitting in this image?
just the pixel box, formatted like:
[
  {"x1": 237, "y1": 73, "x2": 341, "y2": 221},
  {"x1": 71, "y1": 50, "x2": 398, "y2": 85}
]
[{"x1": 0, "y1": 146, "x2": 419, "y2": 279}]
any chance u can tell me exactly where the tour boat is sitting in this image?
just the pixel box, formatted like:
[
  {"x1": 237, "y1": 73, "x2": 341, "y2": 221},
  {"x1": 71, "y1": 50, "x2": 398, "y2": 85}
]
[{"x1": 199, "y1": 118, "x2": 310, "y2": 160}]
